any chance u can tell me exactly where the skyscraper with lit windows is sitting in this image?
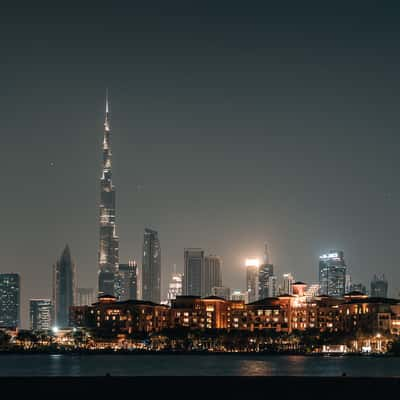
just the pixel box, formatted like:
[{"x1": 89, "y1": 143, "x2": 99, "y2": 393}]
[
  {"x1": 184, "y1": 248, "x2": 204, "y2": 296},
  {"x1": 142, "y1": 229, "x2": 161, "y2": 304},
  {"x1": 246, "y1": 259, "x2": 260, "y2": 303},
  {"x1": 0, "y1": 273, "x2": 20, "y2": 328},
  {"x1": 30, "y1": 299, "x2": 52, "y2": 331},
  {"x1": 318, "y1": 250, "x2": 346, "y2": 297},
  {"x1": 98, "y1": 93, "x2": 119, "y2": 297}
]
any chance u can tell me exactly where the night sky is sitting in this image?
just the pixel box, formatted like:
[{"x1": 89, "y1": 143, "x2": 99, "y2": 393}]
[{"x1": 2, "y1": 2, "x2": 400, "y2": 327}]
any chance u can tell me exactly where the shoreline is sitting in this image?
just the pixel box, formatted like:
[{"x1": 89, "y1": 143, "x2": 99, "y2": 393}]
[{"x1": 0, "y1": 349, "x2": 397, "y2": 357}]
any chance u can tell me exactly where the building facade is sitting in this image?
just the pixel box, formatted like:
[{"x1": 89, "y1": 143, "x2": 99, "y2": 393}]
[
  {"x1": 166, "y1": 271, "x2": 183, "y2": 305},
  {"x1": 118, "y1": 261, "x2": 137, "y2": 301},
  {"x1": 70, "y1": 295, "x2": 169, "y2": 336},
  {"x1": 281, "y1": 273, "x2": 294, "y2": 295},
  {"x1": 76, "y1": 288, "x2": 95, "y2": 307},
  {"x1": 211, "y1": 287, "x2": 231, "y2": 300},
  {"x1": 319, "y1": 251, "x2": 347, "y2": 297},
  {"x1": 30, "y1": 299, "x2": 52, "y2": 331},
  {"x1": 258, "y1": 263, "x2": 274, "y2": 299},
  {"x1": 246, "y1": 259, "x2": 259, "y2": 303},
  {"x1": 184, "y1": 248, "x2": 204, "y2": 296},
  {"x1": 0, "y1": 273, "x2": 20, "y2": 328},
  {"x1": 142, "y1": 229, "x2": 161, "y2": 304},
  {"x1": 370, "y1": 275, "x2": 388, "y2": 298},
  {"x1": 98, "y1": 93, "x2": 119, "y2": 297},
  {"x1": 202, "y1": 255, "x2": 222, "y2": 297},
  {"x1": 53, "y1": 245, "x2": 76, "y2": 328}
]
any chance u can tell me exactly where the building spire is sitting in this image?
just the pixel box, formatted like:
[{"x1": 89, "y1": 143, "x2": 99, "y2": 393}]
[{"x1": 105, "y1": 88, "x2": 109, "y2": 114}]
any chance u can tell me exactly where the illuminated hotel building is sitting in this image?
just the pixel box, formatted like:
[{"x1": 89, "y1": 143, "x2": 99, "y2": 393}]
[
  {"x1": 30, "y1": 299, "x2": 52, "y2": 331},
  {"x1": 0, "y1": 273, "x2": 20, "y2": 328},
  {"x1": 142, "y1": 229, "x2": 161, "y2": 304},
  {"x1": 319, "y1": 251, "x2": 347, "y2": 297},
  {"x1": 184, "y1": 248, "x2": 204, "y2": 296},
  {"x1": 202, "y1": 255, "x2": 222, "y2": 297},
  {"x1": 246, "y1": 259, "x2": 260, "y2": 303},
  {"x1": 98, "y1": 93, "x2": 119, "y2": 297}
]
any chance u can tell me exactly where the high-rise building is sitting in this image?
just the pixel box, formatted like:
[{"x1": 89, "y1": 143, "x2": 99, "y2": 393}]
[
  {"x1": 98, "y1": 93, "x2": 119, "y2": 297},
  {"x1": 370, "y1": 275, "x2": 388, "y2": 298},
  {"x1": 76, "y1": 288, "x2": 95, "y2": 307},
  {"x1": 259, "y1": 264, "x2": 274, "y2": 299},
  {"x1": 349, "y1": 282, "x2": 367, "y2": 294},
  {"x1": 230, "y1": 289, "x2": 249, "y2": 303},
  {"x1": 142, "y1": 229, "x2": 161, "y2": 304},
  {"x1": 268, "y1": 275, "x2": 278, "y2": 297},
  {"x1": 118, "y1": 261, "x2": 137, "y2": 301},
  {"x1": 318, "y1": 251, "x2": 347, "y2": 297},
  {"x1": 29, "y1": 299, "x2": 52, "y2": 331},
  {"x1": 282, "y1": 273, "x2": 294, "y2": 295},
  {"x1": 184, "y1": 248, "x2": 204, "y2": 296},
  {"x1": 246, "y1": 259, "x2": 260, "y2": 303},
  {"x1": 53, "y1": 245, "x2": 76, "y2": 328},
  {"x1": 202, "y1": 255, "x2": 222, "y2": 297},
  {"x1": 0, "y1": 273, "x2": 20, "y2": 328},
  {"x1": 211, "y1": 286, "x2": 231, "y2": 300},
  {"x1": 304, "y1": 283, "x2": 321, "y2": 299},
  {"x1": 166, "y1": 267, "x2": 183, "y2": 305}
]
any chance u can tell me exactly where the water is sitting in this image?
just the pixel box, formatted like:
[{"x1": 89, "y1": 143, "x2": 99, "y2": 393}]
[{"x1": 0, "y1": 354, "x2": 399, "y2": 376}]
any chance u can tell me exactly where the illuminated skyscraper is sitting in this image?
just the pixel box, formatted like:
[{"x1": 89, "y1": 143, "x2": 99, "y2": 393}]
[
  {"x1": 0, "y1": 273, "x2": 20, "y2": 328},
  {"x1": 98, "y1": 92, "x2": 119, "y2": 297},
  {"x1": 118, "y1": 261, "x2": 138, "y2": 301},
  {"x1": 29, "y1": 299, "x2": 52, "y2": 331},
  {"x1": 282, "y1": 273, "x2": 294, "y2": 295},
  {"x1": 142, "y1": 229, "x2": 161, "y2": 304},
  {"x1": 166, "y1": 267, "x2": 183, "y2": 305},
  {"x1": 53, "y1": 245, "x2": 76, "y2": 328},
  {"x1": 246, "y1": 259, "x2": 260, "y2": 303},
  {"x1": 318, "y1": 251, "x2": 347, "y2": 297},
  {"x1": 202, "y1": 255, "x2": 222, "y2": 297},
  {"x1": 184, "y1": 248, "x2": 204, "y2": 296}
]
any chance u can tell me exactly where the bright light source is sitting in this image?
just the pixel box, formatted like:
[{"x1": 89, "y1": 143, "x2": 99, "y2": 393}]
[
  {"x1": 52, "y1": 326, "x2": 59, "y2": 334},
  {"x1": 245, "y1": 258, "x2": 260, "y2": 267}
]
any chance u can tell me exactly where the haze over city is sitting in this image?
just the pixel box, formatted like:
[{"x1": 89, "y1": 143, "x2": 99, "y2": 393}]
[{"x1": 2, "y1": 2, "x2": 400, "y2": 327}]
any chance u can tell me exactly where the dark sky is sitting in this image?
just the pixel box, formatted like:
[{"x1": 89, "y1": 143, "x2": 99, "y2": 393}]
[{"x1": 1, "y1": 1, "x2": 400, "y2": 326}]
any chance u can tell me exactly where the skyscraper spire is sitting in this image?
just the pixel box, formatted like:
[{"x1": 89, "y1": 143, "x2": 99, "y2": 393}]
[{"x1": 98, "y1": 91, "x2": 119, "y2": 297}]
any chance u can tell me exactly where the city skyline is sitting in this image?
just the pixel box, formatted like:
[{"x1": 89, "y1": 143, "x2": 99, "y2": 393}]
[{"x1": 2, "y1": 3, "x2": 400, "y2": 328}]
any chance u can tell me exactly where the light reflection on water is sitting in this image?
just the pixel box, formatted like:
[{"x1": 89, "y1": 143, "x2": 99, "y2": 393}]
[{"x1": 0, "y1": 355, "x2": 399, "y2": 376}]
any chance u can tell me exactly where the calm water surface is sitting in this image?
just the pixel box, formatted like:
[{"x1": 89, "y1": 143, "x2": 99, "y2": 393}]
[{"x1": 0, "y1": 354, "x2": 399, "y2": 376}]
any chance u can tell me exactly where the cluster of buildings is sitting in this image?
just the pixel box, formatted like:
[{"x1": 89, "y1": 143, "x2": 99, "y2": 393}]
[{"x1": 0, "y1": 96, "x2": 394, "y2": 345}]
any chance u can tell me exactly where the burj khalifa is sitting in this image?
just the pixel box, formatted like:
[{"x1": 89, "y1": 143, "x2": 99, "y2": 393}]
[{"x1": 98, "y1": 93, "x2": 119, "y2": 297}]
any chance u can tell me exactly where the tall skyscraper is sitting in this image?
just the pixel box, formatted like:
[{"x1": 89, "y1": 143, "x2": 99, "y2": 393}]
[
  {"x1": 53, "y1": 245, "x2": 76, "y2": 328},
  {"x1": 268, "y1": 275, "x2": 278, "y2": 297},
  {"x1": 259, "y1": 264, "x2": 274, "y2": 299},
  {"x1": 202, "y1": 255, "x2": 222, "y2": 297},
  {"x1": 166, "y1": 267, "x2": 183, "y2": 305},
  {"x1": 0, "y1": 273, "x2": 20, "y2": 328},
  {"x1": 142, "y1": 229, "x2": 161, "y2": 304},
  {"x1": 76, "y1": 288, "x2": 95, "y2": 307},
  {"x1": 370, "y1": 274, "x2": 388, "y2": 298},
  {"x1": 118, "y1": 261, "x2": 138, "y2": 301},
  {"x1": 29, "y1": 299, "x2": 52, "y2": 331},
  {"x1": 98, "y1": 93, "x2": 119, "y2": 297},
  {"x1": 184, "y1": 248, "x2": 204, "y2": 296},
  {"x1": 318, "y1": 250, "x2": 347, "y2": 297},
  {"x1": 282, "y1": 273, "x2": 294, "y2": 295},
  {"x1": 246, "y1": 258, "x2": 260, "y2": 303}
]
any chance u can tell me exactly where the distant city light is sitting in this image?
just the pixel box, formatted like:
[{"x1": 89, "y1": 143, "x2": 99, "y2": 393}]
[{"x1": 245, "y1": 258, "x2": 260, "y2": 267}]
